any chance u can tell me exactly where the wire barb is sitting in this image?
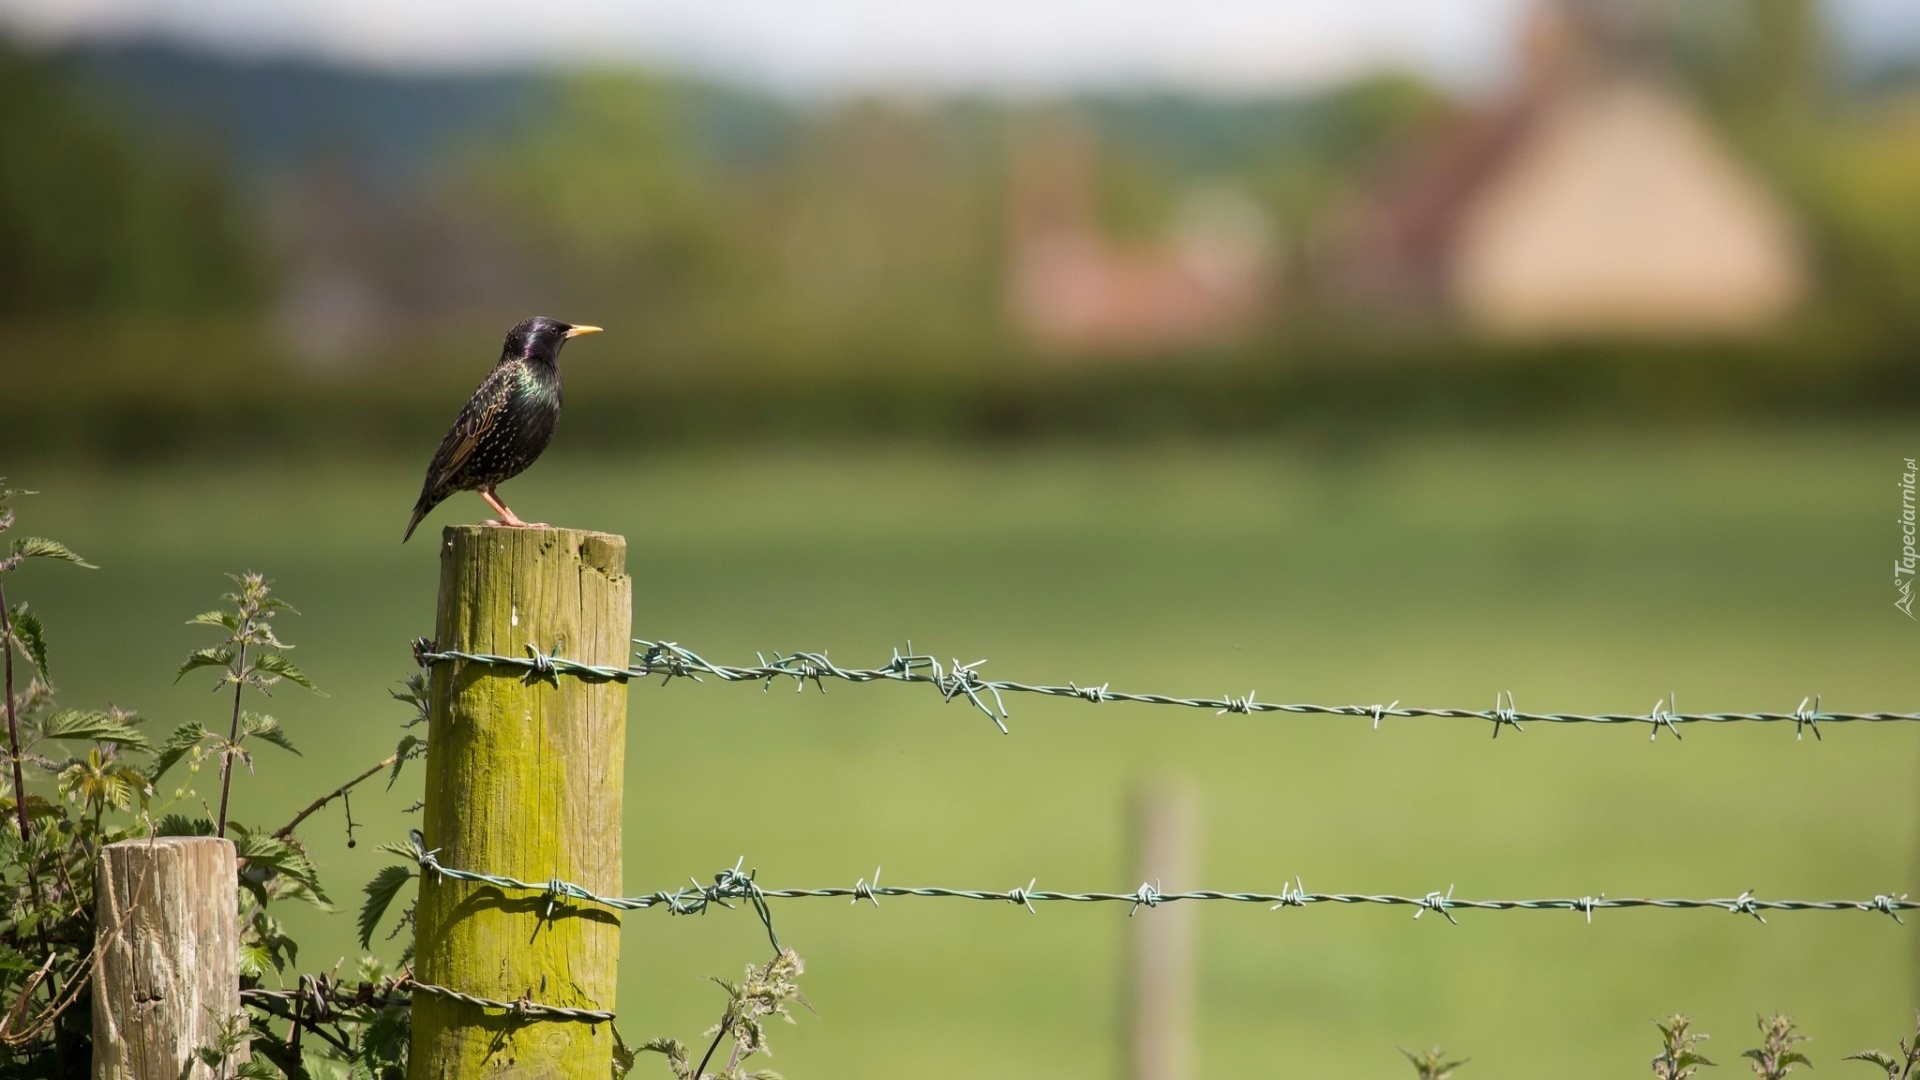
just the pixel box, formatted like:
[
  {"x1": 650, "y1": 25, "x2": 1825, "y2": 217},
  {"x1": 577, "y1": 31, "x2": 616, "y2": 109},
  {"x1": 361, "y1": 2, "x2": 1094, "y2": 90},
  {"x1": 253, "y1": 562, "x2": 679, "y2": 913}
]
[
  {"x1": 1489, "y1": 692, "x2": 1522, "y2": 738},
  {"x1": 1649, "y1": 693, "x2": 1682, "y2": 741},
  {"x1": 852, "y1": 867, "x2": 883, "y2": 907},
  {"x1": 1794, "y1": 694, "x2": 1824, "y2": 741},
  {"x1": 1416, "y1": 885, "x2": 1458, "y2": 924},
  {"x1": 1725, "y1": 889, "x2": 1766, "y2": 923}
]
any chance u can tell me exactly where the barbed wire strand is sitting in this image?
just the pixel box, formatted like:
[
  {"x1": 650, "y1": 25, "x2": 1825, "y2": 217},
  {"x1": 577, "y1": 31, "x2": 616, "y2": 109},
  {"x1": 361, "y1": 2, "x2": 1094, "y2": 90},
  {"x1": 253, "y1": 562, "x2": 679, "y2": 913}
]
[
  {"x1": 241, "y1": 970, "x2": 614, "y2": 1024},
  {"x1": 412, "y1": 637, "x2": 1920, "y2": 739},
  {"x1": 403, "y1": 833, "x2": 1913, "y2": 928}
]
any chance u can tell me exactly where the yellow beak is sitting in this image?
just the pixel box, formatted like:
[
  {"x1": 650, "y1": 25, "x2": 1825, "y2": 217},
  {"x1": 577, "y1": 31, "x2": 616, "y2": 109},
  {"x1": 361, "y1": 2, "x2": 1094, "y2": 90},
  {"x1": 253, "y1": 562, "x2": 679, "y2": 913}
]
[{"x1": 564, "y1": 325, "x2": 604, "y2": 338}]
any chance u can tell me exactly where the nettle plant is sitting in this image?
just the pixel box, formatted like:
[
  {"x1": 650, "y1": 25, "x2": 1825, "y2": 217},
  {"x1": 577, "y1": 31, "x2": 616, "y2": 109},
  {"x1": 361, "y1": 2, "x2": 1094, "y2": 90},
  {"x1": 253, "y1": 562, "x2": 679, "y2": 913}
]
[
  {"x1": 1654, "y1": 1015, "x2": 1716, "y2": 1080},
  {"x1": 1399, "y1": 1045, "x2": 1469, "y2": 1080},
  {"x1": 1847, "y1": 1013, "x2": 1920, "y2": 1080},
  {"x1": 155, "y1": 571, "x2": 326, "y2": 978},
  {"x1": 0, "y1": 481, "x2": 150, "y2": 1069},
  {"x1": 0, "y1": 482, "x2": 423, "y2": 1077}
]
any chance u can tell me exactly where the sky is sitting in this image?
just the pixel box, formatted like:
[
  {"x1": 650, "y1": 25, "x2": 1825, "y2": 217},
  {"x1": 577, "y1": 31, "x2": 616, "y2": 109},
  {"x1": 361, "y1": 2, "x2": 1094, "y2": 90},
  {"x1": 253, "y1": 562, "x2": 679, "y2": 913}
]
[{"x1": 3, "y1": 0, "x2": 1917, "y2": 96}]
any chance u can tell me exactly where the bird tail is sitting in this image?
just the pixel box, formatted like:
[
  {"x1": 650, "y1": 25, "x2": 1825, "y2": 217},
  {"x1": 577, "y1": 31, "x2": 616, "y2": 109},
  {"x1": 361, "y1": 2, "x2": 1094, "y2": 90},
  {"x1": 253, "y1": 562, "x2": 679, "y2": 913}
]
[{"x1": 402, "y1": 503, "x2": 430, "y2": 543}]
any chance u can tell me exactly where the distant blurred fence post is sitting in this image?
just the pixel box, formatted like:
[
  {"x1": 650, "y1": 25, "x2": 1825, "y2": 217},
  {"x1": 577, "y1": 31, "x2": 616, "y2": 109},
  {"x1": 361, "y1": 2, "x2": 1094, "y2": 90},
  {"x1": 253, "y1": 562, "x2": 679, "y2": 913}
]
[
  {"x1": 1125, "y1": 779, "x2": 1197, "y2": 1080},
  {"x1": 411, "y1": 525, "x2": 631, "y2": 1078},
  {"x1": 92, "y1": 835, "x2": 241, "y2": 1079}
]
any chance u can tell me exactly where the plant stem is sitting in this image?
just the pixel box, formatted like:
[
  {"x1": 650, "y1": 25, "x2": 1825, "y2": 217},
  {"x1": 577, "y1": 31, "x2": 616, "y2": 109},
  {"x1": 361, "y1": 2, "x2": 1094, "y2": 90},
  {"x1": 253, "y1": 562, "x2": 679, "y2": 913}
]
[
  {"x1": 693, "y1": 1015, "x2": 734, "y2": 1080},
  {"x1": 271, "y1": 751, "x2": 401, "y2": 840},
  {"x1": 214, "y1": 636, "x2": 249, "y2": 839},
  {"x1": 1, "y1": 583, "x2": 28, "y2": 845},
  {"x1": 0, "y1": 582, "x2": 44, "y2": 916}
]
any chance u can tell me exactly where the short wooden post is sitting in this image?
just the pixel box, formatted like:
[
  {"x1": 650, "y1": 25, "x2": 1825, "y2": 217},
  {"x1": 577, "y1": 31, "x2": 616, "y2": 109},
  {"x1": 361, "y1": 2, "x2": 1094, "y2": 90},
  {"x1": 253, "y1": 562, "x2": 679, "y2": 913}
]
[
  {"x1": 411, "y1": 526, "x2": 631, "y2": 1079},
  {"x1": 1124, "y1": 780, "x2": 1196, "y2": 1080},
  {"x1": 92, "y1": 835, "x2": 242, "y2": 1079}
]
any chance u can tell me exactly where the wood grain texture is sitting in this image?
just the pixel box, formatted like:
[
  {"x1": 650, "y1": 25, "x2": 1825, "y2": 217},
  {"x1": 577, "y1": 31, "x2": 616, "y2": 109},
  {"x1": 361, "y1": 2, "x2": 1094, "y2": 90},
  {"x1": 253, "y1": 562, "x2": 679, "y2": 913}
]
[
  {"x1": 410, "y1": 525, "x2": 631, "y2": 1079},
  {"x1": 92, "y1": 836, "x2": 242, "y2": 1079}
]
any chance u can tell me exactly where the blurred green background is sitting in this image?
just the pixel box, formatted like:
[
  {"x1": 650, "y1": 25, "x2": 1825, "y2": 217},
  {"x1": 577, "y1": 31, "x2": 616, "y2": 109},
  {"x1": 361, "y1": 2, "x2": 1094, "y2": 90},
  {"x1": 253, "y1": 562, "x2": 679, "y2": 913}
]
[{"x1": 4, "y1": 0, "x2": 1920, "y2": 1075}]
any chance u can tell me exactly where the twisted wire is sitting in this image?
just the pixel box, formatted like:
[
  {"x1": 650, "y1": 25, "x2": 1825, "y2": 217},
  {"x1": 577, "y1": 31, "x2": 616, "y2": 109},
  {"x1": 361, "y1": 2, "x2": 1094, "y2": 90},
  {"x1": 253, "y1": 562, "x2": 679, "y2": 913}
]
[
  {"x1": 403, "y1": 838, "x2": 1913, "y2": 927},
  {"x1": 241, "y1": 970, "x2": 614, "y2": 1024},
  {"x1": 408, "y1": 832, "x2": 784, "y2": 951},
  {"x1": 629, "y1": 640, "x2": 1918, "y2": 739},
  {"x1": 410, "y1": 637, "x2": 1920, "y2": 740}
]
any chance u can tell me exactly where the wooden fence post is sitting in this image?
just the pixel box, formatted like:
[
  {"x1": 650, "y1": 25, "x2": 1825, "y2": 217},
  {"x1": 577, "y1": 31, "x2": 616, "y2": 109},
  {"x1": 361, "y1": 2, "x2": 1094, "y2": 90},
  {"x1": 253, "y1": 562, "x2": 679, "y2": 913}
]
[
  {"x1": 92, "y1": 835, "x2": 241, "y2": 1079},
  {"x1": 411, "y1": 525, "x2": 631, "y2": 1079},
  {"x1": 1124, "y1": 779, "x2": 1196, "y2": 1080}
]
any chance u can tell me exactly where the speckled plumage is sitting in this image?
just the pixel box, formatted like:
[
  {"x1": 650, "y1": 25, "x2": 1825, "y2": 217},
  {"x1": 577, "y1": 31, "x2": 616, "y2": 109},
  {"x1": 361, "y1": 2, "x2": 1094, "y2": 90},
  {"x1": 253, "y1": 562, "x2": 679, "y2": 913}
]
[{"x1": 403, "y1": 316, "x2": 599, "y2": 542}]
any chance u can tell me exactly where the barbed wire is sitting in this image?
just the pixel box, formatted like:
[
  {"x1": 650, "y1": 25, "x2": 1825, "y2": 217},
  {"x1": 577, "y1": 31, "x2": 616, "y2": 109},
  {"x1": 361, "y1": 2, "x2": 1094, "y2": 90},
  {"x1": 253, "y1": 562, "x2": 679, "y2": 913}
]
[
  {"x1": 402, "y1": 834, "x2": 1913, "y2": 928},
  {"x1": 406, "y1": 831, "x2": 785, "y2": 950},
  {"x1": 627, "y1": 641, "x2": 1920, "y2": 739},
  {"x1": 242, "y1": 969, "x2": 615, "y2": 1024},
  {"x1": 413, "y1": 638, "x2": 631, "y2": 685},
  {"x1": 411, "y1": 635, "x2": 1920, "y2": 739}
]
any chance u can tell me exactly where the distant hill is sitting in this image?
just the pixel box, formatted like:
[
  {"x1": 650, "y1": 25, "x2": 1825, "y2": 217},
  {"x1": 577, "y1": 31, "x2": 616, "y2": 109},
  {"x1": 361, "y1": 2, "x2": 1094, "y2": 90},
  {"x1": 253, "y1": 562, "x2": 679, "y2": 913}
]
[
  {"x1": 51, "y1": 41, "x2": 548, "y2": 181},
  {"x1": 43, "y1": 39, "x2": 1440, "y2": 186}
]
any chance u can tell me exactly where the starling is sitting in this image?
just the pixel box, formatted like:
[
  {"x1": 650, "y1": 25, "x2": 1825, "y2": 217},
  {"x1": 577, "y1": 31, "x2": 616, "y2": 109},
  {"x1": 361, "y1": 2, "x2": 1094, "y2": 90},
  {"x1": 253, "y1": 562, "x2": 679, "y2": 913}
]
[{"x1": 403, "y1": 316, "x2": 602, "y2": 542}]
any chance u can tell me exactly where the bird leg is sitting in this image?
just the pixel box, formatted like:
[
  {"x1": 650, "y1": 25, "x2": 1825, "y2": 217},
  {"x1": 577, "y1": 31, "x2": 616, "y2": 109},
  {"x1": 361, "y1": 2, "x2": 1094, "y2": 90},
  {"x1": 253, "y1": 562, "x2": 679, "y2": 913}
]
[{"x1": 477, "y1": 488, "x2": 548, "y2": 530}]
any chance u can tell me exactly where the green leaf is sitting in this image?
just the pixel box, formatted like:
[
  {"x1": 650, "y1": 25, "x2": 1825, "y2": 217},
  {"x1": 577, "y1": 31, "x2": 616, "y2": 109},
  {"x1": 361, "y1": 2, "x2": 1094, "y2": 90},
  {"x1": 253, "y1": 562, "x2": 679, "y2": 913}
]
[
  {"x1": 39, "y1": 709, "x2": 155, "y2": 754},
  {"x1": 388, "y1": 734, "x2": 421, "y2": 789},
  {"x1": 237, "y1": 941, "x2": 271, "y2": 980},
  {"x1": 240, "y1": 713, "x2": 299, "y2": 756},
  {"x1": 149, "y1": 723, "x2": 212, "y2": 781},
  {"x1": 390, "y1": 673, "x2": 430, "y2": 728},
  {"x1": 0, "y1": 942, "x2": 32, "y2": 974},
  {"x1": 10, "y1": 607, "x2": 49, "y2": 681},
  {"x1": 1780, "y1": 1052, "x2": 1812, "y2": 1068},
  {"x1": 175, "y1": 646, "x2": 236, "y2": 683},
  {"x1": 251, "y1": 652, "x2": 318, "y2": 693},
  {"x1": 612, "y1": 1028, "x2": 638, "y2": 1079},
  {"x1": 1677, "y1": 1052, "x2": 1717, "y2": 1069},
  {"x1": 1844, "y1": 1051, "x2": 1897, "y2": 1068},
  {"x1": 10, "y1": 537, "x2": 95, "y2": 568},
  {"x1": 358, "y1": 865, "x2": 416, "y2": 951},
  {"x1": 186, "y1": 610, "x2": 240, "y2": 631},
  {"x1": 157, "y1": 813, "x2": 216, "y2": 836},
  {"x1": 232, "y1": 829, "x2": 325, "y2": 893}
]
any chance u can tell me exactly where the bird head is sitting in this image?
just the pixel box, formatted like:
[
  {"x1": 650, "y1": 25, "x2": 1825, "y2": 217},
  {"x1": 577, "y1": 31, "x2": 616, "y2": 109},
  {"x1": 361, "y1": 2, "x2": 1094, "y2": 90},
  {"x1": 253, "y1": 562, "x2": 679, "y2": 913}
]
[{"x1": 503, "y1": 316, "x2": 602, "y2": 364}]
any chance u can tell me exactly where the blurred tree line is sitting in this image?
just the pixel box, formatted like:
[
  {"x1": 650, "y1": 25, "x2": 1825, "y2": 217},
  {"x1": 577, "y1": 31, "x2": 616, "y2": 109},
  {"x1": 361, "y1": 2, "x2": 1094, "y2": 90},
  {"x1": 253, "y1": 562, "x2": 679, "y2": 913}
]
[
  {"x1": 0, "y1": 43, "x2": 263, "y2": 317},
  {"x1": 2, "y1": 2, "x2": 1919, "y2": 452}
]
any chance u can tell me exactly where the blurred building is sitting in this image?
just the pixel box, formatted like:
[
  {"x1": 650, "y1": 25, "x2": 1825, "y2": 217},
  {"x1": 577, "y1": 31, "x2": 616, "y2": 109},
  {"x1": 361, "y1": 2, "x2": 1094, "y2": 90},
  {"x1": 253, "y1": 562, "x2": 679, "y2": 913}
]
[
  {"x1": 1333, "y1": 0, "x2": 1806, "y2": 337},
  {"x1": 1007, "y1": 121, "x2": 1279, "y2": 356}
]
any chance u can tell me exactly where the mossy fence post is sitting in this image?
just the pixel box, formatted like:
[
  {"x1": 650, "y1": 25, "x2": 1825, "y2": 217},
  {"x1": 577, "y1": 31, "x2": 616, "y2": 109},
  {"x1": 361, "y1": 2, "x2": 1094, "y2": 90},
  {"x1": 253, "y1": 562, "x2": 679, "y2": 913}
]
[
  {"x1": 411, "y1": 525, "x2": 632, "y2": 1079},
  {"x1": 92, "y1": 835, "x2": 242, "y2": 1079}
]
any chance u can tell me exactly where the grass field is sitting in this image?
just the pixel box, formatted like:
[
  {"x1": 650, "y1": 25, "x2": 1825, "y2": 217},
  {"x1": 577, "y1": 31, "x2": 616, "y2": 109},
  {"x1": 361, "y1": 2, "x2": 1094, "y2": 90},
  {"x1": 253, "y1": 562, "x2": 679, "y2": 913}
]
[{"x1": 9, "y1": 424, "x2": 1919, "y2": 1077}]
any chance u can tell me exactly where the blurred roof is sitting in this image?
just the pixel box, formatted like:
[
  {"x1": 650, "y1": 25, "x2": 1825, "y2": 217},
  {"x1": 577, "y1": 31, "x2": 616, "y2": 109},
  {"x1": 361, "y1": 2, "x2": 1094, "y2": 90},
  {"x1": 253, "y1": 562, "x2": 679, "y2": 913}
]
[{"x1": 1331, "y1": 1, "x2": 1806, "y2": 336}]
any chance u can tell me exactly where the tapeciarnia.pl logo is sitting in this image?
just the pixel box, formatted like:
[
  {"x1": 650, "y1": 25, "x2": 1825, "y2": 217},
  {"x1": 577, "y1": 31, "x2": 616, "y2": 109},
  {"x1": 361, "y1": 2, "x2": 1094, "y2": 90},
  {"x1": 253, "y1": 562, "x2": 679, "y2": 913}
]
[{"x1": 1899, "y1": 458, "x2": 1917, "y2": 620}]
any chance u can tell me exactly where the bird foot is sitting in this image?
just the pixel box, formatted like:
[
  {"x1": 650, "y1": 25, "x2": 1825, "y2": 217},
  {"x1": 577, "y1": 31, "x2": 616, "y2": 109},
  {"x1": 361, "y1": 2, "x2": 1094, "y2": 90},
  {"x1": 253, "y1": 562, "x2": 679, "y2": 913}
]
[{"x1": 476, "y1": 490, "x2": 546, "y2": 529}]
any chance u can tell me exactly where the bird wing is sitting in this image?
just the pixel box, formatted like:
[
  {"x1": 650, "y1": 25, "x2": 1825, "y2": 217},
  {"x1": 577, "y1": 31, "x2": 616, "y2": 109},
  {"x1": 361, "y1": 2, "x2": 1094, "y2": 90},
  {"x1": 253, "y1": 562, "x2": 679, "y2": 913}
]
[{"x1": 422, "y1": 365, "x2": 515, "y2": 497}]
